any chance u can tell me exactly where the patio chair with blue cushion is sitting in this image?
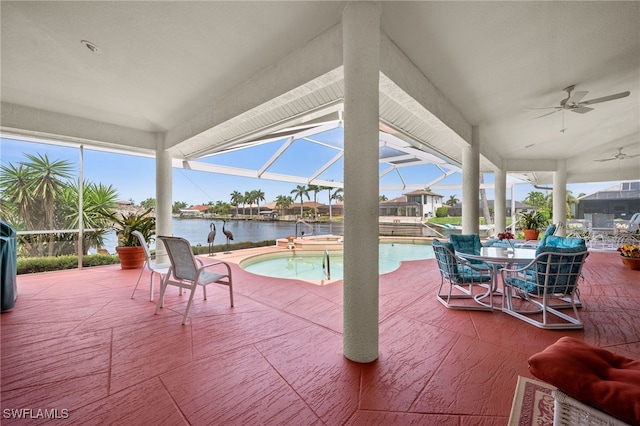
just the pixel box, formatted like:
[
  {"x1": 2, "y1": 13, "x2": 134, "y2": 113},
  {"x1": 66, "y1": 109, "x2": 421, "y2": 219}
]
[
  {"x1": 155, "y1": 236, "x2": 234, "y2": 325},
  {"x1": 500, "y1": 236, "x2": 588, "y2": 329},
  {"x1": 433, "y1": 239, "x2": 493, "y2": 311},
  {"x1": 449, "y1": 234, "x2": 489, "y2": 269}
]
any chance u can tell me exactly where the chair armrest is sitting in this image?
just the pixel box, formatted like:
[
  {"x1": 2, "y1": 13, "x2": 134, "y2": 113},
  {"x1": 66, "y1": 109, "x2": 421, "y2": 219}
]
[
  {"x1": 200, "y1": 261, "x2": 232, "y2": 276},
  {"x1": 457, "y1": 256, "x2": 491, "y2": 273}
]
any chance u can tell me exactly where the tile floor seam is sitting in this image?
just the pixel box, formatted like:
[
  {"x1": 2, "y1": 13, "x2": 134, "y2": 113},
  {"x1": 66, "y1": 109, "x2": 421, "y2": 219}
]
[
  {"x1": 251, "y1": 343, "x2": 327, "y2": 425},
  {"x1": 234, "y1": 293, "x2": 344, "y2": 338},
  {"x1": 64, "y1": 298, "x2": 117, "y2": 337},
  {"x1": 378, "y1": 293, "x2": 431, "y2": 327},
  {"x1": 107, "y1": 327, "x2": 113, "y2": 396},
  {"x1": 157, "y1": 376, "x2": 192, "y2": 425},
  {"x1": 407, "y1": 333, "x2": 463, "y2": 413}
]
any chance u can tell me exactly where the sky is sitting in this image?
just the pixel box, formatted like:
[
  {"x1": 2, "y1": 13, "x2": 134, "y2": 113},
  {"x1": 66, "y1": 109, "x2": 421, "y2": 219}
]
[{"x1": 0, "y1": 136, "x2": 621, "y2": 207}]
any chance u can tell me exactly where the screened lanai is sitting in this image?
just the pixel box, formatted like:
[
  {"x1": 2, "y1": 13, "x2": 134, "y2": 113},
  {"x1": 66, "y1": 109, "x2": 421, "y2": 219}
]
[{"x1": 2, "y1": 1, "x2": 639, "y2": 365}]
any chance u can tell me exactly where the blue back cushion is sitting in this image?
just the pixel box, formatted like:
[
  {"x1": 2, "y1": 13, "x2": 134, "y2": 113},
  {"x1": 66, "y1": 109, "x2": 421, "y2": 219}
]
[
  {"x1": 539, "y1": 224, "x2": 557, "y2": 246},
  {"x1": 533, "y1": 241, "x2": 588, "y2": 294},
  {"x1": 449, "y1": 234, "x2": 483, "y2": 264},
  {"x1": 432, "y1": 239, "x2": 459, "y2": 278},
  {"x1": 537, "y1": 236, "x2": 586, "y2": 254}
]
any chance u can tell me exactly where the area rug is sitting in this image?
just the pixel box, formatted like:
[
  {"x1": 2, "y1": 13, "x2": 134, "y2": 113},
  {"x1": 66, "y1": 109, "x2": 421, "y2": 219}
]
[{"x1": 508, "y1": 375, "x2": 556, "y2": 426}]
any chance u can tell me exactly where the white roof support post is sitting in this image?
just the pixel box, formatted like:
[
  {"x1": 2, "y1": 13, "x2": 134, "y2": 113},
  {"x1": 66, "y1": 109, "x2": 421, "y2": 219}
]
[{"x1": 342, "y1": 1, "x2": 381, "y2": 364}]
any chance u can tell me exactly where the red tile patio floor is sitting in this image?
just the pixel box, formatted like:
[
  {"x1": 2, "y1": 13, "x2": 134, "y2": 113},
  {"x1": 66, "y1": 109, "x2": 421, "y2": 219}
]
[{"x1": 1, "y1": 249, "x2": 639, "y2": 425}]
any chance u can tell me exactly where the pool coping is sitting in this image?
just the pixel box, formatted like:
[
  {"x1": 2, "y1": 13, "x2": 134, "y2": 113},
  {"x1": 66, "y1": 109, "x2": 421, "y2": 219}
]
[{"x1": 196, "y1": 236, "x2": 435, "y2": 286}]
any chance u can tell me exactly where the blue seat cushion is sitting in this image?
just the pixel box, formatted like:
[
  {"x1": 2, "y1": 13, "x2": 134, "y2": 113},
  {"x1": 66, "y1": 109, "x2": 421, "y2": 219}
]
[
  {"x1": 483, "y1": 238, "x2": 512, "y2": 248},
  {"x1": 457, "y1": 265, "x2": 492, "y2": 283},
  {"x1": 433, "y1": 239, "x2": 491, "y2": 283}
]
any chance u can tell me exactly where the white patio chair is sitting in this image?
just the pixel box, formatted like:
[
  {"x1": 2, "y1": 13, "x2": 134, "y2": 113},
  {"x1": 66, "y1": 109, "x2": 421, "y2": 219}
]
[
  {"x1": 155, "y1": 236, "x2": 233, "y2": 325},
  {"x1": 433, "y1": 239, "x2": 493, "y2": 311},
  {"x1": 501, "y1": 249, "x2": 588, "y2": 329},
  {"x1": 131, "y1": 230, "x2": 170, "y2": 301}
]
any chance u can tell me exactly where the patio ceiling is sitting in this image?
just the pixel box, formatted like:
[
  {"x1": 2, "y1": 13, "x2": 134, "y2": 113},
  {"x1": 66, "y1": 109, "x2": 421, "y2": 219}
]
[{"x1": 1, "y1": 2, "x2": 639, "y2": 186}]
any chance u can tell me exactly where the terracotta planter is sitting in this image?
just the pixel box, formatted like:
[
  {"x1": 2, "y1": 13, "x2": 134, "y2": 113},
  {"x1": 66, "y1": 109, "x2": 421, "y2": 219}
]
[
  {"x1": 522, "y1": 229, "x2": 539, "y2": 241},
  {"x1": 115, "y1": 246, "x2": 146, "y2": 269},
  {"x1": 621, "y1": 256, "x2": 640, "y2": 271}
]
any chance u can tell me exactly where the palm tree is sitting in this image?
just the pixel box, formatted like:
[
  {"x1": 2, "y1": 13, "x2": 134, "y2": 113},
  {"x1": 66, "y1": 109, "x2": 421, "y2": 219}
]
[
  {"x1": 446, "y1": 195, "x2": 460, "y2": 206},
  {"x1": 379, "y1": 195, "x2": 388, "y2": 202},
  {"x1": 328, "y1": 187, "x2": 343, "y2": 220},
  {"x1": 543, "y1": 190, "x2": 580, "y2": 219},
  {"x1": 253, "y1": 189, "x2": 265, "y2": 216},
  {"x1": 230, "y1": 191, "x2": 243, "y2": 216},
  {"x1": 172, "y1": 201, "x2": 187, "y2": 214},
  {"x1": 0, "y1": 162, "x2": 34, "y2": 228},
  {"x1": 479, "y1": 173, "x2": 492, "y2": 225},
  {"x1": 12, "y1": 153, "x2": 73, "y2": 256},
  {"x1": 26, "y1": 153, "x2": 73, "y2": 230},
  {"x1": 290, "y1": 185, "x2": 310, "y2": 217},
  {"x1": 523, "y1": 191, "x2": 547, "y2": 209},
  {"x1": 307, "y1": 184, "x2": 321, "y2": 218},
  {"x1": 58, "y1": 181, "x2": 119, "y2": 254},
  {"x1": 244, "y1": 191, "x2": 253, "y2": 215},
  {"x1": 275, "y1": 195, "x2": 293, "y2": 215}
]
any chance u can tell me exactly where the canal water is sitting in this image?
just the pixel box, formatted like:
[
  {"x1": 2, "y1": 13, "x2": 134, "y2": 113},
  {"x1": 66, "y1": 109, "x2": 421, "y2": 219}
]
[{"x1": 103, "y1": 218, "x2": 344, "y2": 250}]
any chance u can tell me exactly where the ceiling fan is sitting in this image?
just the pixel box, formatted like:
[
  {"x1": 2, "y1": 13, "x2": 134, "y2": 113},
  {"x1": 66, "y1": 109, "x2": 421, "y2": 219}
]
[
  {"x1": 528, "y1": 85, "x2": 630, "y2": 119},
  {"x1": 594, "y1": 147, "x2": 640, "y2": 162}
]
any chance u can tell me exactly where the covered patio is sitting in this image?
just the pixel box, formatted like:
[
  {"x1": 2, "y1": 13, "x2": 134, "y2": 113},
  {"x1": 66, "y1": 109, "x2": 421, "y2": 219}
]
[{"x1": 2, "y1": 249, "x2": 638, "y2": 424}]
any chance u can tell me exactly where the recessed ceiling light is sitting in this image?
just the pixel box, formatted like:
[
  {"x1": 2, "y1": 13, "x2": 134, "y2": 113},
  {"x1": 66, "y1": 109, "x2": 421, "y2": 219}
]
[{"x1": 81, "y1": 40, "x2": 99, "y2": 53}]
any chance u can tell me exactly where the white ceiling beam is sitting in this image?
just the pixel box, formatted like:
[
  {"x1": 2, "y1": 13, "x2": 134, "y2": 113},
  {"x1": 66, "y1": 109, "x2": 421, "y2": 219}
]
[
  {"x1": 379, "y1": 165, "x2": 395, "y2": 178},
  {"x1": 176, "y1": 159, "x2": 341, "y2": 187},
  {"x1": 258, "y1": 136, "x2": 294, "y2": 177},
  {"x1": 309, "y1": 151, "x2": 344, "y2": 182}
]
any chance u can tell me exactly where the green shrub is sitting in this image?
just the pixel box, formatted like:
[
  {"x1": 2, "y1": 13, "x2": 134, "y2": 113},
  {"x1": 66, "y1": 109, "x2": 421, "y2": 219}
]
[
  {"x1": 17, "y1": 254, "x2": 119, "y2": 274},
  {"x1": 435, "y1": 206, "x2": 449, "y2": 217},
  {"x1": 16, "y1": 241, "x2": 277, "y2": 274}
]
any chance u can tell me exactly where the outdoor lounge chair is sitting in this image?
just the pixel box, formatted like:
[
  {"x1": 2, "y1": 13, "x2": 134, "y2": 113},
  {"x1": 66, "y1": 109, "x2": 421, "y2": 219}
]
[
  {"x1": 131, "y1": 230, "x2": 170, "y2": 301},
  {"x1": 155, "y1": 236, "x2": 233, "y2": 325},
  {"x1": 433, "y1": 239, "x2": 493, "y2": 311},
  {"x1": 501, "y1": 236, "x2": 588, "y2": 329}
]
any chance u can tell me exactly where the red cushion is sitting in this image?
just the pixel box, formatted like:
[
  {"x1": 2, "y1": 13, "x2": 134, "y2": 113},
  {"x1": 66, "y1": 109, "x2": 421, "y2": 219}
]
[{"x1": 528, "y1": 336, "x2": 640, "y2": 425}]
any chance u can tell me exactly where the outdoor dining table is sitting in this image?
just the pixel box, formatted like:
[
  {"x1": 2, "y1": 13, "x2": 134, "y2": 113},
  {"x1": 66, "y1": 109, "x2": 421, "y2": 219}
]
[{"x1": 456, "y1": 247, "x2": 537, "y2": 310}]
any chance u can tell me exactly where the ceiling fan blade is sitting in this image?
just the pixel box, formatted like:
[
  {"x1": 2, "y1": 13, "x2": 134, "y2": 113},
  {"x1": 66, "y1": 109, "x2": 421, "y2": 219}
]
[
  {"x1": 594, "y1": 158, "x2": 616, "y2": 162},
  {"x1": 625, "y1": 153, "x2": 640, "y2": 159},
  {"x1": 571, "y1": 106, "x2": 594, "y2": 114},
  {"x1": 581, "y1": 91, "x2": 630, "y2": 105},
  {"x1": 534, "y1": 110, "x2": 560, "y2": 119},
  {"x1": 567, "y1": 90, "x2": 588, "y2": 104},
  {"x1": 525, "y1": 107, "x2": 560, "y2": 111}
]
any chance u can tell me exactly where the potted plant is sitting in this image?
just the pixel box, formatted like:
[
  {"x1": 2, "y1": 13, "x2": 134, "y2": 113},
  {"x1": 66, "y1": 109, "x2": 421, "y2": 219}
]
[
  {"x1": 618, "y1": 243, "x2": 640, "y2": 270},
  {"x1": 517, "y1": 211, "x2": 548, "y2": 241},
  {"x1": 102, "y1": 208, "x2": 156, "y2": 269}
]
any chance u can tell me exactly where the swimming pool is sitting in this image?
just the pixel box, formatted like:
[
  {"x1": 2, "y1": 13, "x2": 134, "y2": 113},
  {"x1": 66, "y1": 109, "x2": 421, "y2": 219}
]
[{"x1": 240, "y1": 242, "x2": 435, "y2": 281}]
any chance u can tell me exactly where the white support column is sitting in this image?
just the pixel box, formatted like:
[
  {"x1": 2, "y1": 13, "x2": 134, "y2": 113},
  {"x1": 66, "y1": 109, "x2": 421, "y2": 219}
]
[
  {"x1": 510, "y1": 185, "x2": 517, "y2": 234},
  {"x1": 156, "y1": 133, "x2": 172, "y2": 262},
  {"x1": 462, "y1": 126, "x2": 480, "y2": 234},
  {"x1": 553, "y1": 159, "x2": 567, "y2": 236},
  {"x1": 342, "y1": 1, "x2": 380, "y2": 363},
  {"x1": 494, "y1": 169, "x2": 507, "y2": 234}
]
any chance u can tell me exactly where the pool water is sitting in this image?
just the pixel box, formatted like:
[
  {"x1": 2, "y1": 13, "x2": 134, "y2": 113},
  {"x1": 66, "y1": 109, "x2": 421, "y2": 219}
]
[{"x1": 241, "y1": 242, "x2": 434, "y2": 281}]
